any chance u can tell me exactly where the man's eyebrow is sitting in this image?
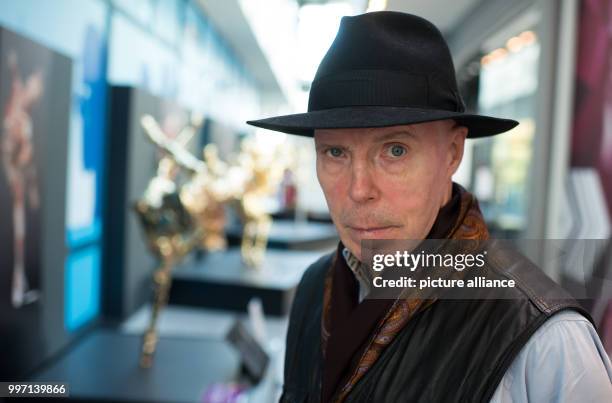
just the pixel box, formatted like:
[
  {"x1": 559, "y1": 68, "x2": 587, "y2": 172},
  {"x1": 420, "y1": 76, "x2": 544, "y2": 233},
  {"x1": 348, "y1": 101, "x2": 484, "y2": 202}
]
[
  {"x1": 373, "y1": 130, "x2": 418, "y2": 142},
  {"x1": 314, "y1": 139, "x2": 348, "y2": 148},
  {"x1": 314, "y1": 142, "x2": 337, "y2": 150}
]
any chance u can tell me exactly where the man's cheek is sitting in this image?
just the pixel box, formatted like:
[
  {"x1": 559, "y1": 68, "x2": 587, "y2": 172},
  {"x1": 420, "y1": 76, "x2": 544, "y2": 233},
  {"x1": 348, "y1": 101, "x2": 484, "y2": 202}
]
[
  {"x1": 325, "y1": 178, "x2": 347, "y2": 202},
  {"x1": 321, "y1": 186, "x2": 345, "y2": 221},
  {"x1": 317, "y1": 171, "x2": 338, "y2": 199},
  {"x1": 327, "y1": 193, "x2": 346, "y2": 217},
  {"x1": 386, "y1": 186, "x2": 424, "y2": 212}
]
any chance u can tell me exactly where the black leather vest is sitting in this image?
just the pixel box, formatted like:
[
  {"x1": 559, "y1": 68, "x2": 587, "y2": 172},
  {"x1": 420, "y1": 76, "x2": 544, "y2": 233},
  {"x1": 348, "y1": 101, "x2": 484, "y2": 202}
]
[{"x1": 280, "y1": 243, "x2": 594, "y2": 403}]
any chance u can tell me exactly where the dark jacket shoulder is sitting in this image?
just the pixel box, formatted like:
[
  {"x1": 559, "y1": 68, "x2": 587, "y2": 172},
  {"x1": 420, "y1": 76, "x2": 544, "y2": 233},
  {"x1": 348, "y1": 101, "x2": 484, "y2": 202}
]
[
  {"x1": 484, "y1": 239, "x2": 593, "y2": 321},
  {"x1": 281, "y1": 250, "x2": 335, "y2": 402}
]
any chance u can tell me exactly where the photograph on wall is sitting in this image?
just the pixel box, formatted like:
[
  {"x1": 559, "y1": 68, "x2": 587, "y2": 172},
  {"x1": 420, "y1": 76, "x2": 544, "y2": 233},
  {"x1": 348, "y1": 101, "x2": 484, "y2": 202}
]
[
  {"x1": 0, "y1": 27, "x2": 72, "y2": 380},
  {"x1": 0, "y1": 30, "x2": 45, "y2": 310}
]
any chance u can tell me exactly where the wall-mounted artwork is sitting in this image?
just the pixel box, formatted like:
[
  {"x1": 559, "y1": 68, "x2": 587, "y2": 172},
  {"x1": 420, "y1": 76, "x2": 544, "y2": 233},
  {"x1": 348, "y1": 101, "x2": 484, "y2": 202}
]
[
  {"x1": 0, "y1": 27, "x2": 71, "y2": 380},
  {"x1": 0, "y1": 44, "x2": 43, "y2": 310},
  {"x1": 0, "y1": 0, "x2": 109, "y2": 251}
]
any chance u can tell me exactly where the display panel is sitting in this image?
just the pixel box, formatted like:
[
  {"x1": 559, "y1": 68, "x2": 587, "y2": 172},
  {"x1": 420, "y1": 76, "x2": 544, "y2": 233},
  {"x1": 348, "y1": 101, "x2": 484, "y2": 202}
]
[{"x1": 0, "y1": 27, "x2": 71, "y2": 380}]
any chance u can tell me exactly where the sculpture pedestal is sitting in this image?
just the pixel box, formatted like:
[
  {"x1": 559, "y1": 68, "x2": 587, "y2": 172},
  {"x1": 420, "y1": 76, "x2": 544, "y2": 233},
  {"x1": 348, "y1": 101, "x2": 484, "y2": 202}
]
[
  {"x1": 226, "y1": 220, "x2": 338, "y2": 250},
  {"x1": 170, "y1": 248, "x2": 331, "y2": 316}
]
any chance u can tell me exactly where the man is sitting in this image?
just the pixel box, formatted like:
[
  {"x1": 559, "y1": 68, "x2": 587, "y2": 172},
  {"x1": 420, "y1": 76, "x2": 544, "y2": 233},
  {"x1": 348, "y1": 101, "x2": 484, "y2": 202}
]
[{"x1": 247, "y1": 11, "x2": 612, "y2": 402}]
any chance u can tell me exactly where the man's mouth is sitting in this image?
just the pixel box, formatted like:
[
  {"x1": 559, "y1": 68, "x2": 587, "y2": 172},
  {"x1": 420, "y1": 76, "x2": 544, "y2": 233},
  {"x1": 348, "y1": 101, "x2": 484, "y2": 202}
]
[{"x1": 346, "y1": 225, "x2": 400, "y2": 236}]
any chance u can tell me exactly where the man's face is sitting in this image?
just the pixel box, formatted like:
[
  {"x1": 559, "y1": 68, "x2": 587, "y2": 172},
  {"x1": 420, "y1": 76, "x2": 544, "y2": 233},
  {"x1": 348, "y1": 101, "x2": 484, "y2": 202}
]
[{"x1": 314, "y1": 120, "x2": 467, "y2": 261}]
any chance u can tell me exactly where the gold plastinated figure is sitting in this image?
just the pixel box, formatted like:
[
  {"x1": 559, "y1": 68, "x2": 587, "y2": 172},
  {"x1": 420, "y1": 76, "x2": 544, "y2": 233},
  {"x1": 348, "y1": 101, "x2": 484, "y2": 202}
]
[
  {"x1": 178, "y1": 142, "x2": 240, "y2": 251},
  {"x1": 134, "y1": 113, "x2": 203, "y2": 368},
  {"x1": 229, "y1": 138, "x2": 284, "y2": 267},
  {"x1": 159, "y1": 128, "x2": 287, "y2": 268}
]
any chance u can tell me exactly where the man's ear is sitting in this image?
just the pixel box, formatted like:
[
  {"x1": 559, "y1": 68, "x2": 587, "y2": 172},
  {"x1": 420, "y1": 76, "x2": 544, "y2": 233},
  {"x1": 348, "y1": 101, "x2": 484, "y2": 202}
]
[{"x1": 447, "y1": 121, "x2": 468, "y2": 176}]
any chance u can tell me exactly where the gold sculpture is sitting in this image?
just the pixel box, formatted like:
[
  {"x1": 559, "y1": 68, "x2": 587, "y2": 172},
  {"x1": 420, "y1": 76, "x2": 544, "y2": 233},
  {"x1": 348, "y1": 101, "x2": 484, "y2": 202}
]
[
  {"x1": 179, "y1": 143, "x2": 237, "y2": 251},
  {"x1": 163, "y1": 133, "x2": 285, "y2": 268},
  {"x1": 228, "y1": 138, "x2": 284, "y2": 267},
  {"x1": 135, "y1": 114, "x2": 203, "y2": 368}
]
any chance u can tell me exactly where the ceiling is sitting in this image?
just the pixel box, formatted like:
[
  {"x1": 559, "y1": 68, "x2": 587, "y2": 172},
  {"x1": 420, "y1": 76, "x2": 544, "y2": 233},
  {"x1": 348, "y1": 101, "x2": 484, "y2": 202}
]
[
  {"x1": 297, "y1": 0, "x2": 482, "y2": 35},
  {"x1": 196, "y1": 0, "x2": 286, "y2": 104},
  {"x1": 193, "y1": 0, "x2": 482, "y2": 106},
  {"x1": 381, "y1": 0, "x2": 481, "y2": 34}
]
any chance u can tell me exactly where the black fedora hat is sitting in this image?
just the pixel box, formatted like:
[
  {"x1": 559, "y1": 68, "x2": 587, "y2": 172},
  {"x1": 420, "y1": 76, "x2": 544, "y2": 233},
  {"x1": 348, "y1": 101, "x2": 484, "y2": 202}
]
[{"x1": 246, "y1": 11, "x2": 518, "y2": 138}]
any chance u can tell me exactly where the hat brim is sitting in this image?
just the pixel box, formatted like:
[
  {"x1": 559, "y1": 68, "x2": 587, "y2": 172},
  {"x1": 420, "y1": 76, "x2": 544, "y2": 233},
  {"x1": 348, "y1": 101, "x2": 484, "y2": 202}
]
[{"x1": 246, "y1": 106, "x2": 518, "y2": 138}]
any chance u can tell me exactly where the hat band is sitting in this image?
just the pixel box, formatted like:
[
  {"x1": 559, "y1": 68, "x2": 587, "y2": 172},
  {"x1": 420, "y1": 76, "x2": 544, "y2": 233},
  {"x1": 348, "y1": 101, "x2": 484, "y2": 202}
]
[{"x1": 308, "y1": 70, "x2": 464, "y2": 113}]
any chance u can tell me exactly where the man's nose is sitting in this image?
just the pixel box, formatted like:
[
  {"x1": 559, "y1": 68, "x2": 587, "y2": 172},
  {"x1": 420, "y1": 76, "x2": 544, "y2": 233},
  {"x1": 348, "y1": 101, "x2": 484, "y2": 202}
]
[{"x1": 348, "y1": 160, "x2": 379, "y2": 203}]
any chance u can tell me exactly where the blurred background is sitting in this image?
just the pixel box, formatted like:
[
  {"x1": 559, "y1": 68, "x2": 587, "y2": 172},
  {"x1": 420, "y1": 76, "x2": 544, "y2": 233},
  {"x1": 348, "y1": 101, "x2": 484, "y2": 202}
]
[{"x1": 0, "y1": 0, "x2": 611, "y2": 402}]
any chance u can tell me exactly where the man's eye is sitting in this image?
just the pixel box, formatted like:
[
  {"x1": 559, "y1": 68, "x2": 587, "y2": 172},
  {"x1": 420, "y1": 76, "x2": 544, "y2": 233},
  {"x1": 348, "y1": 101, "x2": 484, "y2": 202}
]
[
  {"x1": 326, "y1": 147, "x2": 344, "y2": 157},
  {"x1": 386, "y1": 144, "x2": 407, "y2": 157}
]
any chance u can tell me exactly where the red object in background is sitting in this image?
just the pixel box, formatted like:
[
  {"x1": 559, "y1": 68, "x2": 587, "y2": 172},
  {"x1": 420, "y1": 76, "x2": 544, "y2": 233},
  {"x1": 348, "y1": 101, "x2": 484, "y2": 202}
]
[
  {"x1": 281, "y1": 168, "x2": 297, "y2": 210},
  {"x1": 599, "y1": 300, "x2": 612, "y2": 354},
  {"x1": 572, "y1": 0, "x2": 612, "y2": 218},
  {"x1": 571, "y1": 0, "x2": 612, "y2": 355}
]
